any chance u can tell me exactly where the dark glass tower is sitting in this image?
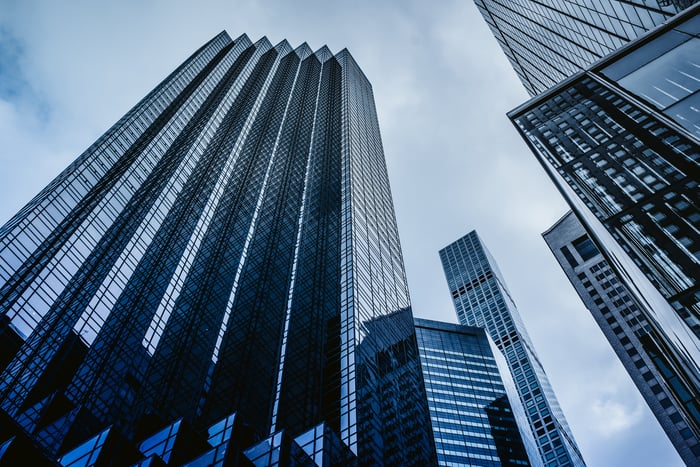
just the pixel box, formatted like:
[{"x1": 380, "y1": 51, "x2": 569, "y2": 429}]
[
  {"x1": 473, "y1": 0, "x2": 697, "y2": 96},
  {"x1": 0, "y1": 31, "x2": 435, "y2": 464},
  {"x1": 439, "y1": 231, "x2": 585, "y2": 467},
  {"x1": 544, "y1": 212, "x2": 700, "y2": 464},
  {"x1": 510, "y1": 8, "x2": 700, "y2": 463},
  {"x1": 414, "y1": 317, "x2": 541, "y2": 467}
]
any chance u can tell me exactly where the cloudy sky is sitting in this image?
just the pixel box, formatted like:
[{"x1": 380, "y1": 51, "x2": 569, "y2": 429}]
[{"x1": 0, "y1": 1, "x2": 684, "y2": 465}]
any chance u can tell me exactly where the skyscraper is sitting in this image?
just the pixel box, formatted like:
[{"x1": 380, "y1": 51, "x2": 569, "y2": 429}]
[
  {"x1": 473, "y1": 0, "x2": 696, "y2": 96},
  {"x1": 414, "y1": 317, "x2": 541, "y2": 467},
  {"x1": 439, "y1": 231, "x2": 585, "y2": 467},
  {"x1": 543, "y1": 211, "x2": 700, "y2": 464},
  {"x1": 474, "y1": 1, "x2": 700, "y2": 463},
  {"x1": 508, "y1": 10, "x2": 700, "y2": 459},
  {"x1": 508, "y1": 5, "x2": 700, "y2": 462},
  {"x1": 0, "y1": 31, "x2": 435, "y2": 464}
]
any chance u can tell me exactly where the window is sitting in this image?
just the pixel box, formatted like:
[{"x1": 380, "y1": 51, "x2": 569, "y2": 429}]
[
  {"x1": 572, "y1": 235, "x2": 598, "y2": 262},
  {"x1": 602, "y1": 26, "x2": 700, "y2": 138},
  {"x1": 560, "y1": 246, "x2": 578, "y2": 267}
]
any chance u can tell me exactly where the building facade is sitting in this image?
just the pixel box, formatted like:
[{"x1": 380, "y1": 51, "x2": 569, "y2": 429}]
[
  {"x1": 509, "y1": 9, "x2": 700, "y2": 463},
  {"x1": 0, "y1": 31, "x2": 436, "y2": 464},
  {"x1": 543, "y1": 211, "x2": 700, "y2": 464},
  {"x1": 473, "y1": 0, "x2": 697, "y2": 96},
  {"x1": 439, "y1": 231, "x2": 585, "y2": 467},
  {"x1": 414, "y1": 317, "x2": 541, "y2": 467}
]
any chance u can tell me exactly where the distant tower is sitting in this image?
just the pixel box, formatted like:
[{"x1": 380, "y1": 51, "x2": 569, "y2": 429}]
[
  {"x1": 0, "y1": 31, "x2": 435, "y2": 464},
  {"x1": 439, "y1": 231, "x2": 585, "y2": 466},
  {"x1": 544, "y1": 212, "x2": 700, "y2": 464},
  {"x1": 473, "y1": 0, "x2": 696, "y2": 95},
  {"x1": 414, "y1": 317, "x2": 542, "y2": 467}
]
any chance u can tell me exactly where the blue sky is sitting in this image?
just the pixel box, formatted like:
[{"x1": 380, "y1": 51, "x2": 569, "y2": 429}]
[{"x1": 0, "y1": 1, "x2": 683, "y2": 465}]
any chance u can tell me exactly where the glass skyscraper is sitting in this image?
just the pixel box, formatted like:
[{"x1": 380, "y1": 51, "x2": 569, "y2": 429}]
[
  {"x1": 414, "y1": 317, "x2": 541, "y2": 467},
  {"x1": 439, "y1": 231, "x2": 585, "y2": 467},
  {"x1": 0, "y1": 31, "x2": 435, "y2": 464},
  {"x1": 472, "y1": 0, "x2": 700, "y2": 461},
  {"x1": 473, "y1": 0, "x2": 697, "y2": 96},
  {"x1": 508, "y1": 7, "x2": 700, "y2": 463},
  {"x1": 544, "y1": 211, "x2": 700, "y2": 464}
]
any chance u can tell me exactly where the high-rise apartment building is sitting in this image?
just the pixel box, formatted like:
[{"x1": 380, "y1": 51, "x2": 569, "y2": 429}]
[
  {"x1": 0, "y1": 31, "x2": 436, "y2": 464},
  {"x1": 509, "y1": 9, "x2": 700, "y2": 463},
  {"x1": 414, "y1": 317, "x2": 541, "y2": 467},
  {"x1": 543, "y1": 212, "x2": 700, "y2": 464},
  {"x1": 439, "y1": 231, "x2": 585, "y2": 467},
  {"x1": 473, "y1": 0, "x2": 697, "y2": 96}
]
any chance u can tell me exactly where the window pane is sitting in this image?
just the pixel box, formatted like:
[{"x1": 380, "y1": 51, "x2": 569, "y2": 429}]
[
  {"x1": 618, "y1": 38, "x2": 700, "y2": 110},
  {"x1": 572, "y1": 235, "x2": 598, "y2": 262}
]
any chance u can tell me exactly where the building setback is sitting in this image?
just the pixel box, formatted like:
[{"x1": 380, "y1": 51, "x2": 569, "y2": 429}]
[
  {"x1": 0, "y1": 31, "x2": 436, "y2": 464},
  {"x1": 439, "y1": 231, "x2": 585, "y2": 467},
  {"x1": 414, "y1": 317, "x2": 541, "y2": 467},
  {"x1": 473, "y1": 0, "x2": 696, "y2": 96},
  {"x1": 543, "y1": 211, "x2": 700, "y2": 464}
]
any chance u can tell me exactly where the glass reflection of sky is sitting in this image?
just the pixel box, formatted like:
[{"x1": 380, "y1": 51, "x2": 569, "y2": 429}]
[
  {"x1": 613, "y1": 33, "x2": 700, "y2": 138},
  {"x1": 619, "y1": 38, "x2": 699, "y2": 110}
]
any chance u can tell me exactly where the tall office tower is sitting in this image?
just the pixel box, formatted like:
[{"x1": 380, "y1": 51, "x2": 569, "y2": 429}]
[
  {"x1": 509, "y1": 8, "x2": 700, "y2": 462},
  {"x1": 440, "y1": 231, "x2": 585, "y2": 467},
  {"x1": 544, "y1": 212, "x2": 700, "y2": 464},
  {"x1": 355, "y1": 309, "x2": 437, "y2": 465},
  {"x1": 414, "y1": 317, "x2": 541, "y2": 467},
  {"x1": 473, "y1": 0, "x2": 697, "y2": 96},
  {"x1": 0, "y1": 31, "x2": 436, "y2": 464}
]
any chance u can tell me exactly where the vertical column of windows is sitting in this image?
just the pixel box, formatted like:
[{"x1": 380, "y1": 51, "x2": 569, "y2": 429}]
[
  {"x1": 58, "y1": 43, "x2": 273, "y2": 429},
  {"x1": 198, "y1": 50, "x2": 318, "y2": 433},
  {"x1": 139, "y1": 45, "x2": 294, "y2": 427},
  {"x1": 337, "y1": 51, "x2": 432, "y2": 463},
  {"x1": 0, "y1": 33, "x2": 235, "y2": 286},
  {"x1": 141, "y1": 40, "x2": 275, "y2": 356},
  {"x1": 337, "y1": 51, "x2": 357, "y2": 452},
  {"x1": 0, "y1": 39, "x2": 243, "y2": 339},
  {"x1": 276, "y1": 55, "x2": 344, "y2": 436},
  {"x1": 0, "y1": 40, "x2": 257, "y2": 421}
]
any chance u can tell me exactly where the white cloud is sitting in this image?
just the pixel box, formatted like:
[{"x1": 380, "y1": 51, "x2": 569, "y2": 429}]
[{"x1": 591, "y1": 397, "x2": 645, "y2": 436}]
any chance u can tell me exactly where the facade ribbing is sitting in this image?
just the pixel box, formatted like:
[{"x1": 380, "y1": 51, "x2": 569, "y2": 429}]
[{"x1": 0, "y1": 31, "x2": 435, "y2": 465}]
